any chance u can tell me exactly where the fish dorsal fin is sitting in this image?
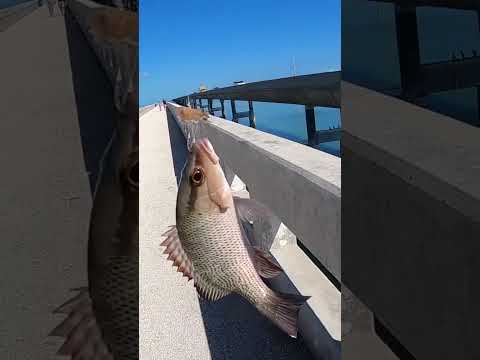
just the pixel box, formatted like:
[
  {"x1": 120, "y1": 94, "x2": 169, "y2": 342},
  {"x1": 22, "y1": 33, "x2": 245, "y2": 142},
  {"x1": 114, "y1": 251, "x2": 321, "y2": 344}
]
[
  {"x1": 49, "y1": 288, "x2": 113, "y2": 359},
  {"x1": 161, "y1": 225, "x2": 230, "y2": 301},
  {"x1": 161, "y1": 225, "x2": 194, "y2": 281},
  {"x1": 251, "y1": 246, "x2": 283, "y2": 279}
]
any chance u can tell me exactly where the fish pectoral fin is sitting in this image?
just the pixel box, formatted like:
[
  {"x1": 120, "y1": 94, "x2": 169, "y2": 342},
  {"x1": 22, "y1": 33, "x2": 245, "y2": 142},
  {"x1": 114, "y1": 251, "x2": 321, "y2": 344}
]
[
  {"x1": 234, "y1": 197, "x2": 273, "y2": 224},
  {"x1": 50, "y1": 288, "x2": 113, "y2": 359},
  {"x1": 161, "y1": 225, "x2": 194, "y2": 281},
  {"x1": 194, "y1": 275, "x2": 230, "y2": 302},
  {"x1": 234, "y1": 197, "x2": 278, "y2": 249},
  {"x1": 252, "y1": 246, "x2": 284, "y2": 278}
]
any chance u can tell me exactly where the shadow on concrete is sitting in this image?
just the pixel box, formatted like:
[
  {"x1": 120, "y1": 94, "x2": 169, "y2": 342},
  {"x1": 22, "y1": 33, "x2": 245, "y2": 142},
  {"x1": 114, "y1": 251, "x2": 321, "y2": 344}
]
[
  {"x1": 63, "y1": 8, "x2": 115, "y2": 193},
  {"x1": 165, "y1": 108, "x2": 340, "y2": 360},
  {"x1": 197, "y1": 293, "x2": 315, "y2": 360}
]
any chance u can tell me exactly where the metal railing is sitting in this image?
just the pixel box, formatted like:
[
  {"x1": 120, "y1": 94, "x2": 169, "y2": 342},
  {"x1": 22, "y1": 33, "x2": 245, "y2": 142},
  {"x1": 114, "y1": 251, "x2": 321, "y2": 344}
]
[{"x1": 173, "y1": 71, "x2": 341, "y2": 147}]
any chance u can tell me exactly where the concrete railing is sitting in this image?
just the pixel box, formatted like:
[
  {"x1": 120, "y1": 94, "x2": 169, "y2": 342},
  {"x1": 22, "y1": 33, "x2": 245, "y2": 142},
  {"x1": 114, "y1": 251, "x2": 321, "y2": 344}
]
[
  {"x1": 342, "y1": 81, "x2": 480, "y2": 359},
  {"x1": 167, "y1": 102, "x2": 341, "y2": 359},
  {"x1": 0, "y1": 0, "x2": 38, "y2": 31},
  {"x1": 66, "y1": 0, "x2": 137, "y2": 112},
  {"x1": 0, "y1": 0, "x2": 37, "y2": 19},
  {"x1": 368, "y1": 0, "x2": 478, "y2": 10}
]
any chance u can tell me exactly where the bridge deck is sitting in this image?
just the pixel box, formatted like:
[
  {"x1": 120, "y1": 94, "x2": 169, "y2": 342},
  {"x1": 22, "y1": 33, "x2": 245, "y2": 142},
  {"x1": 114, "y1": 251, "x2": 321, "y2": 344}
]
[{"x1": 140, "y1": 106, "x2": 315, "y2": 360}]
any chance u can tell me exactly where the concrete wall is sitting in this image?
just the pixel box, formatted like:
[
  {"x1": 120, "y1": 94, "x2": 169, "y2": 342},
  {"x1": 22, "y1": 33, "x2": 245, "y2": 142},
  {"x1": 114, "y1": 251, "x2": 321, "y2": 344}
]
[{"x1": 342, "y1": 81, "x2": 480, "y2": 359}]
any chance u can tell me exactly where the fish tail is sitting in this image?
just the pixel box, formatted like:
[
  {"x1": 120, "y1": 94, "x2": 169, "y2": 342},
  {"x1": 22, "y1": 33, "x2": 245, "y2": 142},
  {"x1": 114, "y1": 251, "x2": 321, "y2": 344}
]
[
  {"x1": 259, "y1": 290, "x2": 310, "y2": 339},
  {"x1": 49, "y1": 288, "x2": 112, "y2": 358}
]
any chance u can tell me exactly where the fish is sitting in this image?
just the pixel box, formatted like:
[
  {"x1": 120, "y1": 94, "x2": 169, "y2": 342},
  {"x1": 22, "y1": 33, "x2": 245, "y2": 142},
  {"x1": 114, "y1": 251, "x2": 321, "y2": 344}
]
[
  {"x1": 161, "y1": 137, "x2": 310, "y2": 338},
  {"x1": 49, "y1": 9, "x2": 139, "y2": 359}
]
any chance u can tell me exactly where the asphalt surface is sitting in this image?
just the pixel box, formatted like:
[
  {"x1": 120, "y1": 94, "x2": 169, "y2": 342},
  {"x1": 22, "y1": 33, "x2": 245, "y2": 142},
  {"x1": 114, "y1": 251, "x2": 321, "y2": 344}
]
[{"x1": 140, "y1": 106, "x2": 315, "y2": 360}]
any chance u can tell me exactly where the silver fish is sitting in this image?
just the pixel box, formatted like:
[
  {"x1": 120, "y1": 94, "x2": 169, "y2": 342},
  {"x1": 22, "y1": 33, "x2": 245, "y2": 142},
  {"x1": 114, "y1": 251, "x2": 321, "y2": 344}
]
[
  {"x1": 162, "y1": 137, "x2": 310, "y2": 338},
  {"x1": 49, "y1": 9, "x2": 139, "y2": 357}
]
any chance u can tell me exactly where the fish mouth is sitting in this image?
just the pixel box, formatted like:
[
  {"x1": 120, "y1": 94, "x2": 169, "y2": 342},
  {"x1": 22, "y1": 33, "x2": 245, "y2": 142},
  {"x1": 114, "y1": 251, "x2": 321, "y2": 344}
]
[{"x1": 194, "y1": 138, "x2": 219, "y2": 165}]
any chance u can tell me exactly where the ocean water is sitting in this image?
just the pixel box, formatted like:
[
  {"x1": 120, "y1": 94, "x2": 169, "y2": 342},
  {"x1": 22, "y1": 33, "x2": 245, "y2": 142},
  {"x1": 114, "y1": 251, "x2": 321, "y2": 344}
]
[{"x1": 210, "y1": 100, "x2": 341, "y2": 157}]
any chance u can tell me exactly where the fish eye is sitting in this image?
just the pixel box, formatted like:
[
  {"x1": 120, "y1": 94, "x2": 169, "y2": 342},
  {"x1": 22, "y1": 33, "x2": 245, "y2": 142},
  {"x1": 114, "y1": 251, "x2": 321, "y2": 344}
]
[{"x1": 190, "y1": 168, "x2": 204, "y2": 186}]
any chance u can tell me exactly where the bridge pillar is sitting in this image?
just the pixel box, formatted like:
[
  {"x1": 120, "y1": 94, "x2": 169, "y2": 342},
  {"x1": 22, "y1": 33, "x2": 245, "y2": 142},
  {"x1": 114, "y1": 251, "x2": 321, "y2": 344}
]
[
  {"x1": 198, "y1": 98, "x2": 203, "y2": 110},
  {"x1": 220, "y1": 99, "x2": 226, "y2": 118},
  {"x1": 231, "y1": 100, "x2": 238, "y2": 123},
  {"x1": 248, "y1": 100, "x2": 256, "y2": 128},
  {"x1": 394, "y1": 4, "x2": 420, "y2": 100},
  {"x1": 305, "y1": 105, "x2": 317, "y2": 146}
]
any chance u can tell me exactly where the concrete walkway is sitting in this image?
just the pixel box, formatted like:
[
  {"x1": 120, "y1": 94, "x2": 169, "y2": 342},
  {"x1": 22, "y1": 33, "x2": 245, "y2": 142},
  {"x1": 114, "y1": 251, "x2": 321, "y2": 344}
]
[
  {"x1": 140, "y1": 106, "x2": 315, "y2": 360},
  {"x1": 140, "y1": 106, "x2": 213, "y2": 360},
  {"x1": 0, "y1": 4, "x2": 114, "y2": 358}
]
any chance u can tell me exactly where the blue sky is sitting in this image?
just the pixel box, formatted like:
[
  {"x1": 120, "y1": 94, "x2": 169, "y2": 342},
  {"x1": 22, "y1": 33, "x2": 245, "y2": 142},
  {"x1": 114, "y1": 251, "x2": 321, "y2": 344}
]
[{"x1": 140, "y1": 0, "x2": 340, "y2": 106}]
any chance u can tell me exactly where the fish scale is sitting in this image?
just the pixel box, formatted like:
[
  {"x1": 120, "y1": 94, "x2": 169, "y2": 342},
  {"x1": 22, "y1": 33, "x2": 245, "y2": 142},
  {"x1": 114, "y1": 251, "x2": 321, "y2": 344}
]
[
  {"x1": 179, "y1": 203, "x2": 269, "y2": 304},
  {"x1": 95, "y1": 256, "x2": 139, "y2": 359}
]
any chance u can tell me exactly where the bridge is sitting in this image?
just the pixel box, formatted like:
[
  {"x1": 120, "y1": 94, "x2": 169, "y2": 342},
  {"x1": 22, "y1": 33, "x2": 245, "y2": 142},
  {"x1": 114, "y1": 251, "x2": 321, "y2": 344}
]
[{"x1": 173, "y1": 72, "x2": 342, "y2": 147}]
